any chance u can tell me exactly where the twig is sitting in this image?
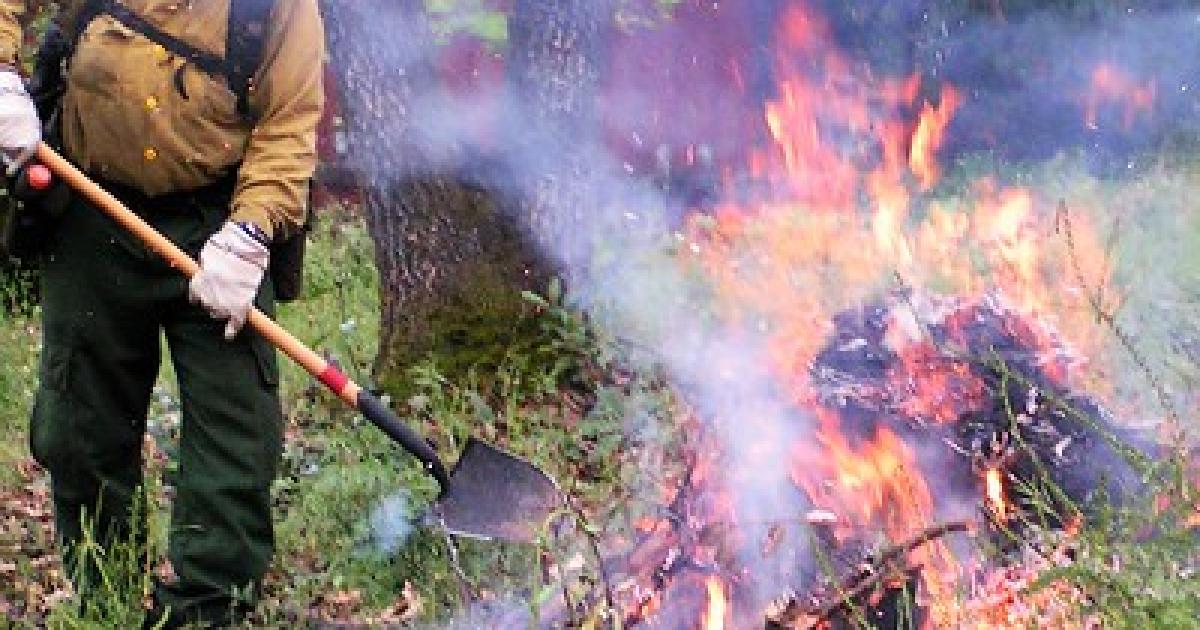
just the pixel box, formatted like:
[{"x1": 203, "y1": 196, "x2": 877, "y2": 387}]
[
  {"x1": 565, "y1": 488, "x2": 617, "y2": 614},
  {"x1": 1055, "y1": 200, "x2": 1179, "y2": 425},
  {"x1": 767, "y1": 520, "x2": 972, "y2": 628},
  {"x1": 816, "y1": 521, "x2": 972, "y2": 618},
  {"x1": 436, "y1": 514, "x2": 474, "y2": 606}
]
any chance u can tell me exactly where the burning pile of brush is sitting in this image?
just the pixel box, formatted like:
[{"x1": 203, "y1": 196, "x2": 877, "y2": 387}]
[
  {"x1": 566, "y1": 3, "x2": 1167, "y2": 627},
  {"x1": 811, "y1": 290, "x2": 1144, "y2": 524},
  {"x1": 592, "y1": 290, "x2": 1144, "y2": 629},
  {"x1": 524, "y1": 2, "x2": 1196, "y2": 627}
]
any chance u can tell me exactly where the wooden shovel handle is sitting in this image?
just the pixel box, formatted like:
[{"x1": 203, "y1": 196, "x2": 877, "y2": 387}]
[{"x1": 35, "y1": 143, "x2": 450, "y2": 488}]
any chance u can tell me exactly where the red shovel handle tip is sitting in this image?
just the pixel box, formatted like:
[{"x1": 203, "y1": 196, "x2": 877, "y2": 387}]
[
  {"x1": 25, "y1": 164, "x2": 52, "y2": 190},
  {"x1": 317, "y1": 363, "x2": 350, "y2": 393}
]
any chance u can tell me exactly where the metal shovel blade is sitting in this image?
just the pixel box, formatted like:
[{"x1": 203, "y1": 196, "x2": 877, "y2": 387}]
[{"x1": 434, "y1": 437, "x2": 560, "y2": 543}]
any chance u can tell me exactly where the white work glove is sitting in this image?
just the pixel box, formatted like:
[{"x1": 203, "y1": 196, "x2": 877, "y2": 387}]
[
  {"x1": 188, "y1": 222, "x2": 269, "y2": 340},
  {"x1": 0, "y1": 70, "x2": 40, "y2": 174}
]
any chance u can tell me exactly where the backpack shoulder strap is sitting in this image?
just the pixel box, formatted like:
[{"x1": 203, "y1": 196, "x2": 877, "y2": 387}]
[
  {"x1": 98, "y1": 0, "x2": 228, "y2": 76},
  {"x1": 66, "y1": 0, "x2": 107, "y2": 50},
  {"x1": 226, "y1": 0, "x2": 277, "y2": 122},
  {"x1": 63, "y1": 0, "x2": 276, "y2": 123}
]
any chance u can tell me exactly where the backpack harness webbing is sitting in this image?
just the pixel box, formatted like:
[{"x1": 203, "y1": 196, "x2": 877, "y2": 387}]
[
  {"x1": 71, "y1": 0, "x2": 276, "y2": 122},
  {"x1": 26, "y1": 0, "x2": 313, "y2": 303}
]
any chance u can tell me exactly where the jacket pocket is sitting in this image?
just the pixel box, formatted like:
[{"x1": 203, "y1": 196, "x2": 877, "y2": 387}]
[{"x1": 172, "y1": 64, "x2": 244, "y2": 167}]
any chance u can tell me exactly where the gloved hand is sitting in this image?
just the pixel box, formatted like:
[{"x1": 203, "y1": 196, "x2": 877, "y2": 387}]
[
  {"x1": 0, "y1": 70, "x2": 40, "y2": 174},
  {"x1": 188, "y1": 222, "x2": 269, "y2": 340}
]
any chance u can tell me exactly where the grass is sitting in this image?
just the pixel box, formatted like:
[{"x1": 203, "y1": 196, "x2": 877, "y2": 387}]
[
  {"x1": 1, "y1": 154, "x2": 1199, "y2": 628},
  {"x1": 0, "y1": 302, "x2": 38, "y2": 488}
]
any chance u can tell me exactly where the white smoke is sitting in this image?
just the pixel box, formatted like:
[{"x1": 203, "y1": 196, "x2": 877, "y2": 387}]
[{"x1": 367, "y1": 491, "x2": 417, "y2": 554}]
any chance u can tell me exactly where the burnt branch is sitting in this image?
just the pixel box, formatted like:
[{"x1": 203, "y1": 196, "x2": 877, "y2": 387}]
[{"x1": 765, "y1": 520, "x2": 973, "y2": 629}]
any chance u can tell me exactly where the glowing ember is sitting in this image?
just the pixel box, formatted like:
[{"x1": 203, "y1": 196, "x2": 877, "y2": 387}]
[
  {"x1": 702, "y1": 577, "x2": 727, "y2": 630},
  {"x1": 985, "y1": 468, "x2": 1008, "y2": 521},
  {"x1": 891, "y1": 334, "x2": 988, "y2": 425}
]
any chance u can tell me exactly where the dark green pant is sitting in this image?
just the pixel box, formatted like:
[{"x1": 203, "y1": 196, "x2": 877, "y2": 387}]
[{"x1": 28, "y1": 188, "x2": 283, "y2": 626}]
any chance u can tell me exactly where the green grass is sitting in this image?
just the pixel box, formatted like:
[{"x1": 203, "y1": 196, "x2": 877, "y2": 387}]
[{"x1": 0, "y1": 268, "x2": 39, "y2": 489}]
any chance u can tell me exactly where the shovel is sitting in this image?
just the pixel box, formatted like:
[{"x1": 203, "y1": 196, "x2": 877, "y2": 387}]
[{"x1": 33, "y1": 143, "x2": 560, "y2": 543}]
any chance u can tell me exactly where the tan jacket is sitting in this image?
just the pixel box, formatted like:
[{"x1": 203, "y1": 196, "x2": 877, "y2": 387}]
[{"x1": 0, "y1": 0, "x2": 324, "y2": 239}]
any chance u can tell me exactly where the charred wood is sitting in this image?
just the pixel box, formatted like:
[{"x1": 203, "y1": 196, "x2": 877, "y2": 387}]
[{"x1": 765, "y1": 521, "x2": 971, "y2": 629}]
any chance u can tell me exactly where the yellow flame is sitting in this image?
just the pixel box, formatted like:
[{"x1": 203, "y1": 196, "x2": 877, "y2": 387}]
[
  {"x1": 985, "y1": 468, "x2": 1008, "y2": 520},
  {"x1": 703, "y1": 577, "x2": 727, "y2": 630}
]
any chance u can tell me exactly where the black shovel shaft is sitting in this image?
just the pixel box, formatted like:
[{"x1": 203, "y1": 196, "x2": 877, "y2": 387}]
[{"x1": 357, "y1": 390, "x2": 450, "y2": 488}]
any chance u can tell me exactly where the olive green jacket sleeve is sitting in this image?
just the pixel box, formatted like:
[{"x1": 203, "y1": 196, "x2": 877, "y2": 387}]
[{"x1": 229, "y1": 0, "x2": 324, "y2": 241}]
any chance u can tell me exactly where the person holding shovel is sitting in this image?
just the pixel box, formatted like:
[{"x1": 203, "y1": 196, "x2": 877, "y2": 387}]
[{"x1": 0, "y1": 0, "x2": 323, "y2": 626}]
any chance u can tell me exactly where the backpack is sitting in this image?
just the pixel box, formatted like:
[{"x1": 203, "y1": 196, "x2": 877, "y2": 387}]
[
  {"x1": 21, "y1": 0, "x2": 312, "y2": 302},
  {"x1": 74, "y1": 0, "x2": 275, "y2": 121}
]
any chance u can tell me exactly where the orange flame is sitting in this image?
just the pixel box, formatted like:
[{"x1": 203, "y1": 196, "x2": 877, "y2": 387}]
[
  {"x1": 790, "y1": 410, "x2": 959, "y2": 624},
  {"x1": 911, "y1": 86, "x2": 962, "y2": 190},
  {"x1": 792, "y1": 412, "x2": 933, "y2": 541},
  {"x1": 1082, "y1": 63, "x2": 1156, "y2": 131},
  {"x1": 702, "y1": 576, "x2": 727, "y2": 630}
]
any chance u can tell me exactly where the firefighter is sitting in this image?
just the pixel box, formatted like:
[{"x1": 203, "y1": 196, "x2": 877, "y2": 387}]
[{"x1": 0, "y1": 0, "x2": 323, "y2": 626}]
